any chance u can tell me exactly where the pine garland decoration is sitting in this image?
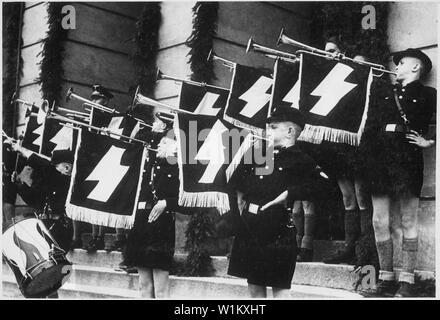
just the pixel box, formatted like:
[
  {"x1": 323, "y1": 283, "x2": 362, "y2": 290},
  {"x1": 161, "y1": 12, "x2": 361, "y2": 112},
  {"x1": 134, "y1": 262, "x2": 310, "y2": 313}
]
[
  {"x1": 186, "y1": 2, "x2": 219, "y2": 83},
  {"x1": 2, "y1": 2, "x2": 24, "y2": 136},
  {"x1": 36, "y1": 2, "x2": 68, "y2": 105},
  {"x1": 131, "y1": 2, "x2": 161, "y2": 122},
  {"x1": 182, "y1": 2, "x2": 220, "y2": 276},
  {"x1": 183, "y1": 209, "x2": 215, "y2": 276}
]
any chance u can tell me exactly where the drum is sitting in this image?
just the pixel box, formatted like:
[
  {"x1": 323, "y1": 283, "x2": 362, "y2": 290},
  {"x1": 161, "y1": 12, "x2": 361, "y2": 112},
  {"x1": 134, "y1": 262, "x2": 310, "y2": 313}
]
[{"x1": 2, "y1": 216, "x2": 72, "y2": 298}]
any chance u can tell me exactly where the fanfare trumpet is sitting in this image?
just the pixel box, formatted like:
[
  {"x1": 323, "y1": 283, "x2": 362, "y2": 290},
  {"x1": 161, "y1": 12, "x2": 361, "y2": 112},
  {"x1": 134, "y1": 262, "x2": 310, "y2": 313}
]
[
  {"x1": 14, "y1": 98, "x2": 89, "y2": 122},
  {"x1": 46, "y1": 110, "x2": 154, "y2": 149},
  {"x1": 156, "y1": 69, "x2": 229, "y2": 91},
  {"x1": 207, "y1": 50, "x2": 235, "y2": 69},
  {"x1": 66, "y1": 88, "x2": 152, "y2": 128},
  {"x1": 66, "y1": 87, "x2": 115, "y2": 114},
  {"x1": 134, "y1": 93, "x2": 194, "y2": 115},
  {"x1": 246, "y1": 37, "x2": 299, "y2": 64},
  {"x1": 277, "y1": 28, "x2": 397, "y2": 76}
]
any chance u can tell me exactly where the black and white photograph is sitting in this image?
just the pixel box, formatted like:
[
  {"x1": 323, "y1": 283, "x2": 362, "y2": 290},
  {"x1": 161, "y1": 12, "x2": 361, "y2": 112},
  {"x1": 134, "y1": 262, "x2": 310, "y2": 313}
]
[{"x1": 1, "y1": 0, "x2": 437, "y2": 304}]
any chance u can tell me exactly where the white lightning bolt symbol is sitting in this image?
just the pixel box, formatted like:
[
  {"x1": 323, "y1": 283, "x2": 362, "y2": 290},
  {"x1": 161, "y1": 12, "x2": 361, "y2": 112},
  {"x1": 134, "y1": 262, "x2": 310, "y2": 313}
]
[
  {"x1": 239, "y1": 76, "x2": 273, "y2": 118},
  {"x1": 85, "y1": 145, "x2": 129, "y2": 202},
  {"x1": 193, "y1": 92, "x2": 221, "y2": 116},
  {"x1": 194, "y1": 120, "x2": 228, "y2": 184},
  {"x1": 282, "y1": 80, "x2": 300, "y2": 109},
  {"x1": 32, "y1": 124, "x2": 44, "y2": 148},
  {"x1": 50, "y1": 126, "x2": 73, "y2": 152},
  {"x1": 309, "y1": 63, "x2": 357, "y2": 116},
  {"x1": 106, "y1": 117, "x2": 124, "y2": 139}
]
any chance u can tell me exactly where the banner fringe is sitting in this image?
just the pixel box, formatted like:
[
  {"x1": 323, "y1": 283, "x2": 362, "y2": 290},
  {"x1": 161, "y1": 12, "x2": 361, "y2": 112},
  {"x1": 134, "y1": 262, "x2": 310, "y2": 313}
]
[
  {"x1": 178, "y1": 191, "x2": 230, "y2": 215},
  {"x1": 223, "y1": 114, "x2": 264, "y2": 137},
  {"x1": 66, "y1": 203, "x2": 135, "y2": 229},
  {"x1": 298, "y1": 124, "x2": 359, "y2": 146}
]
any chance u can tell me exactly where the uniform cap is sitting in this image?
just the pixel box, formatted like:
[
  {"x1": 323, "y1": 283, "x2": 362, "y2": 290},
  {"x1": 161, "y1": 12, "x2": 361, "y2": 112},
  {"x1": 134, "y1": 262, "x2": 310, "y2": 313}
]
[
  {"x1": 267, "y1": 107, "x2": 305, "y2": 129},
  {"x1": 51, "y1": 150, "x2": 74, "y2": 165},
  {"x1": 392, "y1": 48, "x2": 432, "y2": 75}
]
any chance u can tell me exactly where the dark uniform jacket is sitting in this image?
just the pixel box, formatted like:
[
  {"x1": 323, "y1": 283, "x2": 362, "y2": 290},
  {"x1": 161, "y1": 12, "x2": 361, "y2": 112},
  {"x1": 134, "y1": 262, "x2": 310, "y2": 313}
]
[
  {"x1": 124, "y1": 145, "x2": 190, "y2": 270},
  {"x1": 228, "y1": 144, "x2": 327, "y2": 288},
  {"x1": 361, "y1": 80, "x2": 436, "y2": 196},
  {"x1": 16, "y1": 154, "x2": 70, "y2": 217}
]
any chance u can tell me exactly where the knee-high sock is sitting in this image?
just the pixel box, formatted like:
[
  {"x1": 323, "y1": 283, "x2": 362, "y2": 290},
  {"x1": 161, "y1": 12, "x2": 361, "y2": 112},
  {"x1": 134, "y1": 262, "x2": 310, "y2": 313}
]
[
  {"x1": 345, "y1": 209, "x2": 360, "y2": 247},
  {"x1": 301, "y1": 214, "x2": 316, "y2": 250},
  {"x1": 376, "y1": 238, "x2": 394, "y2": 280},
  {"x1": 400, "y1": 237, "x2": 418, "y2": 284},
  {"x1": 293, "y1": 211, "x2": 304, "y2": 248},
  {"x1": 360, "y1": 207, "x2": 374, "y2": 235}
]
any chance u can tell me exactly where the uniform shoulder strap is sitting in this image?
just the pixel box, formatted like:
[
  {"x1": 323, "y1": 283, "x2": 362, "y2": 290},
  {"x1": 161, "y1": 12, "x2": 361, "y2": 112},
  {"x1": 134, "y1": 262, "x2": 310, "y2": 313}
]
[{"x1": 393, "y1": 91, "x2": 410, "y2": 126}]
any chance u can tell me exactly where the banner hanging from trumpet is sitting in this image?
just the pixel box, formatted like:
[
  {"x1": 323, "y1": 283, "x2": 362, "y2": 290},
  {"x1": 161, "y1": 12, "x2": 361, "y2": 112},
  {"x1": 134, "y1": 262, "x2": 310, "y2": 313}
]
[
  {"x1": 223, "y1": 63, "x2": 273, "y2": 134},
  {"x1": 40, "y1": 118, "x2": 76, "y2": 156},
  {"x1": 179, "y1": 81, "x2": 229, "y2": 116},
  {"x1": 65, "y1": 129, "x2": 146, "y2": 229},
  {"x1": 297, "y1": 52, "x2": 373, "y2": 146},
  {"x1": 89, "y1": 108, "x2": 143, "y2": 140},
  {"x1": 176, "y1": 82, "x2": 255, "y2": 215},
  {"x1": 18, "y1": 99, "x2": 88, "y2": 156},
  {"x1": 21, "y1": 103, "x2": 47, "y2": 153}
]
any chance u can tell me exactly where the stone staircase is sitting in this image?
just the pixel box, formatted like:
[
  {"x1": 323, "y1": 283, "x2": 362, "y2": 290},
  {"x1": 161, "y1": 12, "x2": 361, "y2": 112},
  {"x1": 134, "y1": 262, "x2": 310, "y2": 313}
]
[
  {"x1": 3, "y1": 237, "x2": 434, "y2": 299},
  {"x1": 2, "y1": 249, "x2": 364, "y2": 299}
]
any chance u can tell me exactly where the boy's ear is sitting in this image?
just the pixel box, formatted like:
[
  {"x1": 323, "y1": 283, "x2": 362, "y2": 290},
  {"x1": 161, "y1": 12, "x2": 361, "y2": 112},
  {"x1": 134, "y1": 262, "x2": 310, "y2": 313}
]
[{"x1": 412, "y1": 62, "x2": 422, "y2": 73}]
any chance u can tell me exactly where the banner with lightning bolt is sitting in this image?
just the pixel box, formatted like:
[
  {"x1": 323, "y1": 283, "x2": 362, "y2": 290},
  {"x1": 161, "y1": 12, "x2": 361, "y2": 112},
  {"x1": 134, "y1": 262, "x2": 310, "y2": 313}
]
[
  {"x1": 40, "y1": 118, "x2": 77, "y2": 157},
  {"x1": 65, "y1": 129, "x2": 146, "y2": 228},
  {"x1": 223, "y1": 63, "x2": 273, "y2": 135},
  {"x1": 21, "y1": 104, "x2": 47, "y2": 153},
  {"x1": 90, "y1": 108, "x2": 142, "y2": 140},
  {"x1": 176, "y1": 82, "x2": 255, "y2": 215},
  {"x1": 297, "y1": 53, "x2": 373, "y2": 146},
  {"x1": 271, "y1": 59, "x2": 300, "y2": 110}
]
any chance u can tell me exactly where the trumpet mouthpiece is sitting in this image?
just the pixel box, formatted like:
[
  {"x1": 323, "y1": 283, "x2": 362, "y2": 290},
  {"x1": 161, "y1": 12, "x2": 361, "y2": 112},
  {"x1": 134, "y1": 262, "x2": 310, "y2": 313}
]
[
  {"x1": 207, "y1": 49, "x2": 213, "y2": 62},
  {"x1": 276, "y1": 28, "x2": 285, "y2": 47},
  {"x1": 246, "y1": 37, "x2": 253, "y2": 54}
]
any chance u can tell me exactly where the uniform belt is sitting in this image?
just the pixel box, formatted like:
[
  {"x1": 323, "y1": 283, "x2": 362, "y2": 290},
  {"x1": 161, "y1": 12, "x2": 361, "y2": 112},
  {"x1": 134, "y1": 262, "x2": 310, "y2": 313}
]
[{"x1": 384, "y1": 124, "x2": 406, "y2": 133}]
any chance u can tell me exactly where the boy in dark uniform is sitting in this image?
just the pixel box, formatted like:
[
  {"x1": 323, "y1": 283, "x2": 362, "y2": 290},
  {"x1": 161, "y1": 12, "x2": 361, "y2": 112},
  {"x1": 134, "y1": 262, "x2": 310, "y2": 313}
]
[
  {"x1": 124, "y1": 113, "x2": 188, "y2": 298},
  {"x1": 361, "y1": 48, "x2": 436, "y2": 297},
  {"x1": 228, "y1": 107, "x2": 327, "y2": 298}
]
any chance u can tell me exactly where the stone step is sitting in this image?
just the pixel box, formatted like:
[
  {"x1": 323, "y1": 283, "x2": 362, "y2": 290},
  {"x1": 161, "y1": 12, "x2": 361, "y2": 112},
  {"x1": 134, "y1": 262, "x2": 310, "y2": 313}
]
[
  {"x1": 3, "y1": 258, "x2": 433, "y2": 294},
  {"x1": 2, "y1": 270, "x2": 363, "y2": 299},
  {"x1": 69, "y1": 239, "x2": 345, "y2": 267},
  {"x1": 2, "y1": 275, "x2": 138, "y2": 299},
  {"x1": 66, "y1": 250, "x2": 231, "y2": 277}
]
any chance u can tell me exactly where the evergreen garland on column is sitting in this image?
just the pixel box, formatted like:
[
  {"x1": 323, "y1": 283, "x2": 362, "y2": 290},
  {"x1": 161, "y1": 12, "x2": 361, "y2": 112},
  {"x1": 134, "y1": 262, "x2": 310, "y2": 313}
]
[
  {"x1": 130, "y1": 3, "x2": 161, "y2": 122},
  {"x1": 186, "y1": 2, "x2": 219, "y2": 83},
  {"x1": 36, "y1": 2, "x2": 68, "y2": 105},
  {"x1": 182, "y1": 2, "x2": 219, "y2": 276},
  {"x1": 2, "y1": 2, "x2": 24, "y2": 136}
]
